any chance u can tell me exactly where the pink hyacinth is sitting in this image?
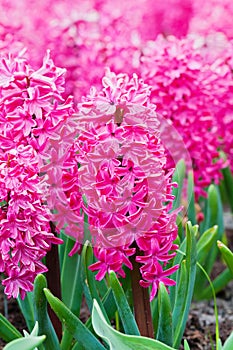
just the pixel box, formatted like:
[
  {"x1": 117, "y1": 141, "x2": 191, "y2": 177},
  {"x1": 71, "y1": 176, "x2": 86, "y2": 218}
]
[
  {"x1": 0, "y1": 145, "x2": 63, "y2": 299},
  {"x1": 0, "y1": 49, "x2": 77, "y2": 298},
  {"x1": 139, "y1": 35, "x2": 226, "y2": 199},
  {"x1": 0, "y1": 0, "x2": 194, "y2": 100},
  {"x1": 60, "y1": 69, "x2": 179, "y2": 300}
]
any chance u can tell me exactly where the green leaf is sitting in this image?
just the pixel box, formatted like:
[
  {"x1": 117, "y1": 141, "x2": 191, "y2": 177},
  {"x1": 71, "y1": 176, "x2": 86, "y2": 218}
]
[
  {"x1": 223, "y1": 332, "x2": 233, "y2": 350},
  {"x1": 197, "y1": 185, "x2": 224, "y2": 294},
  {"x1": 217, "y1": 241, "x2": 233, "y2": 276},
  {"x1": 196, "y1": 226, "x2": 218, "y2": 264},
  {"x1": 0, "y1": 313, "x2": 22, "y2": 342},
  {"x1": 218, "y1": 338, "x2": 223, "y2": 350},
  {"x1": 187, "y1": 171, "x2": 196, "y2": 225},
  {"x1": 183, "y1": 340, "x2": 191, "y2": 350},
  {"x1": 44, "y1": 288, "x2": 105, "y2": 350},
  {"x1": 199, "y1": 268, "x2": 233, "y2": 300},
  {"x1": 172, "y1": 222, "x2": 197, "y2": 348},
  {"x1": 33, "y1": 274, "x2": 60, "y2": 350},
  {"x1": 17, "y1": 291, "x2": 35, "y2": 332},
  {"x1": 194, "y1": 226, "x2": 218, "y2": 298},
  {"x1": 81, "y1": 242, "x2": 110, "y2": 323},
  {"x1": 171, "y1": 159, "x2": 186, "y2": 211},
  {"x1": 222, "y1": 166, "x2": 233, "y2": 212},
  {"x1": 156, "y1": 282, "x2": 173, "y2": 346},
  {"x1": 61, "y1": 236, "x2": 83, "y2": 315},
  {"x1": 109, "y1": 271, "x2": 139, "y2": 335},
  {"x1": 60, "y1": 237, "x2": 84, "y2": 350},
  {"x1": 3, "y1": 335, "x2": 46, "y2": 350},
  {"x1": 92, "y1": 299, "x2": 176, "y2": 350}
]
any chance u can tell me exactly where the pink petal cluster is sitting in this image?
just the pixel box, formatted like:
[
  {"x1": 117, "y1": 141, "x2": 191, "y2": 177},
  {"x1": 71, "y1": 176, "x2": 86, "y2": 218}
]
[
  {"x1": 0, "y1": 145, "x2": 63, "y2": 299},
  {"x1": 189, "y1": 0, "x2": 233, "y2": 39},
  {"x1": 139, "y1": 35, "x2": 226, "y2": 198},
  {"x1": 60, "y1": 69, "x2": 179, "y2": 300},
  {"x1": 0, "y1": 0, "x2": 193, "y2": 100},
  {"x1": 0, "y1": 50, "x2": 76, "y2": 298}
]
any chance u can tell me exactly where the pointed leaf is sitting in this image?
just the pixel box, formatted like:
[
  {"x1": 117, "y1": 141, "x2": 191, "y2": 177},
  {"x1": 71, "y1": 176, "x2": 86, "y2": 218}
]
[
  {"x1": 183, "y1": 340, "x2": 191, "y2": 350},
  {"x1": 223, "y1": 332, "x2": 233, "y2": 350},
  {"x1": 3, "y1": 335, "x2": 46, "y2": 350},
  {"x1": 92, "y1": 299, "x2": 176, "y2": 350},
  {"x1": 44, "y1": 288, "x2": 105, "y2": 350},
  {"x1": 217, "y1": 241, "x2": 233, "y2": 276}
]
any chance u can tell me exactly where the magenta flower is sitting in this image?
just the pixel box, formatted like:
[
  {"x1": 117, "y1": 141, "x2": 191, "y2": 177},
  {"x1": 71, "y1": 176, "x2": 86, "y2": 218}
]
[
  {"x1": 0, "y1": 146, "x2": 63, "y2": 299},
  {"x1": 60, "y1": 69, "x2": 180, "y2": 300},
  {"x1": 139, "y1": 35, "x2": 226, "y2": 198},
  {"x1": 0, "y1": 49, "x2": 77, "y2": 298}
]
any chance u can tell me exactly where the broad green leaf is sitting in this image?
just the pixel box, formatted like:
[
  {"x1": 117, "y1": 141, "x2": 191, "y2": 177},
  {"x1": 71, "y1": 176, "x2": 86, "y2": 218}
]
[
  {"x1": 92, "y1": 299, "x2": 176, "y2": 350},
  {"x1": 172, "y1": 222, "x2": 197, "y2": 348},
  {"x1": 0, "y1": 313, "x2": 22, "y2": 342},
  {"x1": 3, "y1": 335, "x2": 46, "y2": 350},
  {"x1": 156, "y1": 283, "x2": 173, "y2": 346},
  {"x1": 44, "y1": 288, "x2": 105, "y2": 350},
  {"x1": 109, "y1": 271, "x2": 139, "y2": 335},
  {"x1": 217, "y1": 241, "x2": 233, "y2": 276},
  {"x1": 33, "y1": 274, "x2": 60, "y2": 350},
  {"x1": 223, "y1": 332, "x2": 233, "y2": 350}
]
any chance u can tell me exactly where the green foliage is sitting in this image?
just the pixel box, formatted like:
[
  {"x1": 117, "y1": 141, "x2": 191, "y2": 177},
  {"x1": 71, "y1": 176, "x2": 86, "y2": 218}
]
[
  {"x1": 43, "y1": 288, "x2": 105, "y2": 350},
  {"x1": 33, "y1": 274, "x2": 60, "y2": 350},
  {"x1": 0, "y1": 314, "x2": 22, "y2": 342},
  {"x1": 109, "y1": 271, "x2": 140, "y2": 335},
  {"x1": 92, "y1": 299, "x2": 176, "y2": 350},
  {"x1": 3, "y1": 322, "x2": 45, "y2": 350}
]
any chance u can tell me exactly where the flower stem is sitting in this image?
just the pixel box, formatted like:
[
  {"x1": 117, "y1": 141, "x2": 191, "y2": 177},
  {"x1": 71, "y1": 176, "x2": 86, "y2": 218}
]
[
  {"x1": 130, "y1": 248, "x2": 154, "y2": 338},
  {"x1": 46, "y1": 221, "x2": 62, "y2": 340}
]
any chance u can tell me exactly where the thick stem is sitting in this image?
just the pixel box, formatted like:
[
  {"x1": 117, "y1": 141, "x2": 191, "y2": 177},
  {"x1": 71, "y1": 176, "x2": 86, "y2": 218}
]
[
  {"x1": 46, "y1": 222, "x2": 62, "y2": 340},
  {"x1": 130, "y1": 248, "x2": 154, "y2": 338}
]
